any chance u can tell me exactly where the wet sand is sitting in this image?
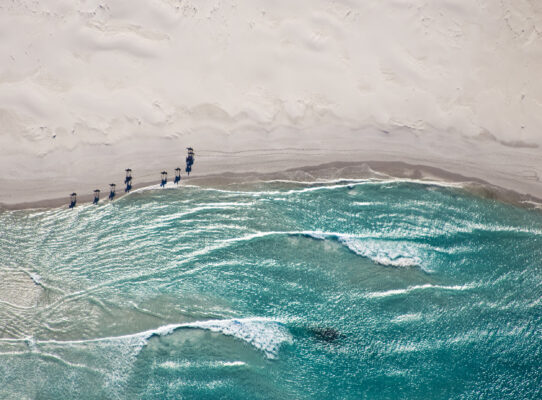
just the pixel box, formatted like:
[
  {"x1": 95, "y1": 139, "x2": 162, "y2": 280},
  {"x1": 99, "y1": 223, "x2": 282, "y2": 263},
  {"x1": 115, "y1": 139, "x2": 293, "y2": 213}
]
[{"x1": 3, "y1": 160, "x2": 541, "y2": 212}]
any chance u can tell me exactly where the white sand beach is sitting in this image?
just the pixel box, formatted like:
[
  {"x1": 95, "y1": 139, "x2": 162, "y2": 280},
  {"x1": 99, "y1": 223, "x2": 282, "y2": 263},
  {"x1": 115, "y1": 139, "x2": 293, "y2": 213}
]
[{"x1": 0, "y1": 0, "x2": 541, "y2": 207}]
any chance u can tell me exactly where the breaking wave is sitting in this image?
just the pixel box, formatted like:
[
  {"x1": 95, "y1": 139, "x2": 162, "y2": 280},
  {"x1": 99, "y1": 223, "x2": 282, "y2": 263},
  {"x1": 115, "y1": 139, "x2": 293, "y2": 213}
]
[
  {"x1": 6, "y1": 317, "x2": 291, "y2": 360},
  {"x1": 221, "y1": 230, "x2": 432, "y2": 269},
  {"x1": 297, "y1": 231, "x2": 429, "y2": 269},
  {"x1": 363, "y1": 282, "x2": 479, "y2": 299}
]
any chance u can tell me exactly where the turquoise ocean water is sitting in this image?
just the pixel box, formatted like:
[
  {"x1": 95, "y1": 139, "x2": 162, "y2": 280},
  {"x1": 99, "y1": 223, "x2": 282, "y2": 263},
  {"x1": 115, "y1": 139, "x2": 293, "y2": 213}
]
[{"x1": 0, "y1": 179, "x2": 541, "y2": 399}]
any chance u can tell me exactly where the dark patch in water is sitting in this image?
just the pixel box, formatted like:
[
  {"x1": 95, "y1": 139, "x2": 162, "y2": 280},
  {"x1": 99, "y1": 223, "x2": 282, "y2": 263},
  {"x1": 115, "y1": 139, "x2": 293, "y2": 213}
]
[{"x1": 309, "y1": 327, "x2": 342, "y2": 343}]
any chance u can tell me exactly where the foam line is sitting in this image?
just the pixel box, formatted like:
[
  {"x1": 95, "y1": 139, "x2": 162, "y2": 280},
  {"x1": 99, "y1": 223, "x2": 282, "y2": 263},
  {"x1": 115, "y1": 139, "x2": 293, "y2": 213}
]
[
  {"x1": 363, "y1": 283, "x2": 479, "y2": 299},
  {"x1": 185, "y1": 178, "x2": 465, "y2": 197},
  {"x1": 0, "y1": 317, "x2": 292, "y2": 360},
  {"x1": 159, "y1": 360, "x2": 247, "y2": 370},
  {"x1": 221, "y1": 230, "x2": 428, "y2": 268}
]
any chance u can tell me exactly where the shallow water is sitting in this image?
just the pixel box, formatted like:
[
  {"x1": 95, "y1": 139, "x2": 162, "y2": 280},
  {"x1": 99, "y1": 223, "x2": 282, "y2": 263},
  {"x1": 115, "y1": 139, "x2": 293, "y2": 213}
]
[{"x1": 0, "y1": 180, "x2": 541, "y2": 399}]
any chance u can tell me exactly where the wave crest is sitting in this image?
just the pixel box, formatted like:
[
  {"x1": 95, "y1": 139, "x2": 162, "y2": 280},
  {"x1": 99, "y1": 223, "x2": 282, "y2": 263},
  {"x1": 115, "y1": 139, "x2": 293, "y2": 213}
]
[
  {"x1": 12, "y1": 317, "x2": 291, "y2": 360},
  {"x1": 298, "y1": 231, "x2": 428, "y2": 270},
  {"x1": 182, "y1": 318, "x2": 291, "y2": 359},
  {"x1": 337, "y1": 236, "x2": 423, "y2": 268},
  {"x1": 363, "y1": 283, "x2": 479, "y2": 299},
  {"x1": 222, "y1": 230, "x2": 431, "y2": 269}
]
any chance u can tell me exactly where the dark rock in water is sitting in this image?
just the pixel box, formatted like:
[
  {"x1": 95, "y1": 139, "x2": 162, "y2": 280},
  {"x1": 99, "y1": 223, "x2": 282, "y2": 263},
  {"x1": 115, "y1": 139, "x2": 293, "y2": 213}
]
[{"x1": 310, "y1": 327, "x2": 341, "y2": 343}]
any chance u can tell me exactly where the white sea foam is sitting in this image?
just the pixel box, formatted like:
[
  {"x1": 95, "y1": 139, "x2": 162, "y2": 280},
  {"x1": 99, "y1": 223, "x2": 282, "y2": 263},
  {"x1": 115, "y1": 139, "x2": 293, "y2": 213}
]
[
  {"x1": 338, "y1": 236, "x2": 424, "y2": 268},
  {"x1": 298, "y1": 231, "x2": 428, "y2": 269},
  {"x1": 0, "y1": 318, "x2": 285, "y2": 394},
  {"x1": 182, "y1": 318, "x2": 292, "y2": 359},
  {"x1": 189, "y1": 178, "x2": 465, "y2": 198},
  {"x1": 154, "y1": 204, "x2": 248, "y2": 223},
  {"x1": 222, "y1": 361, "x2": 246, "y2": 367},
  {"x1": 461, "y1": 222, "x2": 542, "y2": 236},
  {"x1": 220, "y1": 230, "x2": 431, "y2": 269},
  {"x1": 259, "y1": 178, "x2": 370, "y2": 186},
  {"x1": 6, "y1": 317, "x2": 291, "y2": 360},
  {"x1": 159, "y1": 360, "x2": 246, "y2": 370},
  {"x1": 261, "y1": 178, "x2": 466, "y2": 189},
  {"x1": 353, "y1": 201, "x2": 386, "y2": 206},
  {"x1": 391, "y1": 313, "x2": 423, "y2": 323},
  {"x1": 222, "y1": 231, "x2": 286, "y2": 244},
  {"x1": 364, "y1": 282, "x2": 479, "y2": 299},
  {"x1": 521, "y1": 200, "x2": 542, "y2": 210},
  {"x1": 203, "y1": 226, "x2": 510, "y2": 272}
]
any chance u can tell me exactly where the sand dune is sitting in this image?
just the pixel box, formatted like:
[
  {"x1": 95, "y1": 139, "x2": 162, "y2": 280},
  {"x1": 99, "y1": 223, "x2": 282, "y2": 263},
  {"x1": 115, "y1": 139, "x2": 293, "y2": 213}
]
[{"x1": 0, "y1": 0, "x2": 541, "y2": 206}]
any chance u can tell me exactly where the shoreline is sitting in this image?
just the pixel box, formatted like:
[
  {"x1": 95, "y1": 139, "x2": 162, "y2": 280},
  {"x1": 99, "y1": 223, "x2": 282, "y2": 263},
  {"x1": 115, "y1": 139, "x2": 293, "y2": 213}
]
[
  {"x1": 2, "y1": 160, "x2": 541, "y2": 212},
  {"x1": 1, "y1": 0, "x2": 541, "y2": 213},
  {"x1": 2, "y1": 124, "x2": 541, "y2": 212}
]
